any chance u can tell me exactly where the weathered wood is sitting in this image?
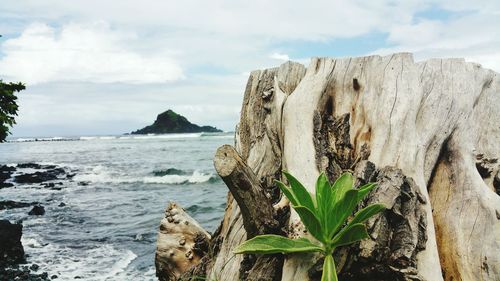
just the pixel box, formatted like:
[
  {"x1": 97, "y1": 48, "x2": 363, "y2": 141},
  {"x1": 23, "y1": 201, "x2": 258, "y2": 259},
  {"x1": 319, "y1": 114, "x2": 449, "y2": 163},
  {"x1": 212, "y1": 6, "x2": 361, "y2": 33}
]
[
  {"x1": 214, "y1": 144, "x2": 279, "y2": 238},
  {"x1": 214, "y1": 144, "x2": 284, "y2": 281},
  {"x1": 336, "y1": 163, "x2": 428, "y2": 281},
  {"x1": 156, "y1": 53, "x2": 500, "y2": 281},
  {"x1": 155, "y1": 202, "x2": 210, "y2": 281}
]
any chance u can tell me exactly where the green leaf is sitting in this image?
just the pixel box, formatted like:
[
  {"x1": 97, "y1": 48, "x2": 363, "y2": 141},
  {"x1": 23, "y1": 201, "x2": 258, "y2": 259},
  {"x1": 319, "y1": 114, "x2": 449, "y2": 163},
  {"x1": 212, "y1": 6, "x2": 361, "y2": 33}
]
[
  {"x1": 283, "y1": 171, "x2": 316, "y2": 213},
  {"x1": 331, "y1": 223, "x2": 369, "y2": 248},
  {"x1": 234, "y1": 235, "x2": 323, "y2": 254},
  {"x1": 294, "y1": 206, "x2": 324, "y2": 243},
  {"x1": 315, "y1": 173, "x2": 331, "y2": 226},
  {"x1": 332, "y1": 172, "x2": 354, "y2": 204},
  {"x1": 276, "y1": 180, "x2": 299, "y2": 206},
  {"x1": 357, "y1": 182, "x2": 377, "y2": 202},
  {"x1": 321, "y1": 255, "x2": 338, "y2": 281},
  {"x1": 327, "y1": 189, "x2": 359, "y2": 239},
  {"x1": 349, "y1": 203, "x2": 385, "y2": 226}
]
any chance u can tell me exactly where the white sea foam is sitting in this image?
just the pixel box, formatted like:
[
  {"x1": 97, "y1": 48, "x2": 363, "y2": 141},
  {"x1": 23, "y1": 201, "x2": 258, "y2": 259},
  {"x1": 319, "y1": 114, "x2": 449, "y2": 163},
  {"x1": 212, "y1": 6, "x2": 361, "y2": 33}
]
[
  {"x1": 73, "y1": 168, "x2": 214, "y2": 185},
  {"x1": 12, "y1": 132, "x2": 232, "y2": 143},
  {"x1": 200, "y1": 132, "x2": 234, "y2": 139},
  {"x1": 22, "y1": 235, "x2": 138, "y2": 281},
  {"x1": 100, "y1": 248, "x2": 138, "y2": 280},
  {"x1": 132, "y1": 133, "x2": 202, "y2": 140},
  {"x1": 13, "y1": 138, "x2": 35, "y2": 142},
  {"x1": 10, "y1": 136, "x2": 77, "y2": 142},
  {"x1": 22, "y1": 236, "x2": 45, "y2": 248},
  {"x1": 143, "y1": 170, "x2": 213, "y2": 184}
]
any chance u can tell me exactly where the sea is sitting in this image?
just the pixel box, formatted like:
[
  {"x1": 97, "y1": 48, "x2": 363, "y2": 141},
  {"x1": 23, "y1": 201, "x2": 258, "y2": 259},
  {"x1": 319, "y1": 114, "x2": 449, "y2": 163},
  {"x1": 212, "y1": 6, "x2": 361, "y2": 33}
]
[{"x1": 0, "y1": 133, "x2": 233, "y2": 280}]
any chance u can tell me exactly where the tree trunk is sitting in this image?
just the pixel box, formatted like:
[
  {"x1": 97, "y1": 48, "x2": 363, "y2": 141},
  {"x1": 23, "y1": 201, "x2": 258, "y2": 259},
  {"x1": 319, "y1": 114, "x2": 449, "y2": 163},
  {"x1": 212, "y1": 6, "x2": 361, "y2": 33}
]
[{"x1": 156, "y1": 53, "x2": 500, "y2": 281}]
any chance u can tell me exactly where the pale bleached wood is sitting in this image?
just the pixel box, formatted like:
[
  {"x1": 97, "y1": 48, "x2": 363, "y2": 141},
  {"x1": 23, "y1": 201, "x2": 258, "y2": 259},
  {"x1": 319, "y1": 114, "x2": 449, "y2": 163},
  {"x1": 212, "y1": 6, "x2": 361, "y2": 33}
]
[
  {"x1": 155, "y1": 202, "x2": 211, "y2": 281},
  {"x1": 156, "y1": 54, "x2": 500, "y2": 281},
  {"x1": 213, "y1": 144, "x2": 279, "y2": 238}
]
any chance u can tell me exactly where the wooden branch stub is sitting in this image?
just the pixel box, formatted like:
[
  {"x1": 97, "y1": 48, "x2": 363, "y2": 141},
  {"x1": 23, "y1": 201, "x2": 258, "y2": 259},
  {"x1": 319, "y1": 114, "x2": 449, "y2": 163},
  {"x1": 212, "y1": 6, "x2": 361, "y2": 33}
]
[
  {"x1": 155, "y1": 202, "x2": 211, "y2": 281},
  {"x1": 214, "y1": 144, "x2": 279, "y2": 238}
]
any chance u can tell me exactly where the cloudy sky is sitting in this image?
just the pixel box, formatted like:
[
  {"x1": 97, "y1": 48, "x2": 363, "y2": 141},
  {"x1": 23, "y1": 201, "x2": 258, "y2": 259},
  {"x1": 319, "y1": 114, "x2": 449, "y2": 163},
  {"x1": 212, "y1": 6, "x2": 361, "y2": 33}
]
[{"x1": 1, "y1": 0, "x2": 499, "y2": 136}]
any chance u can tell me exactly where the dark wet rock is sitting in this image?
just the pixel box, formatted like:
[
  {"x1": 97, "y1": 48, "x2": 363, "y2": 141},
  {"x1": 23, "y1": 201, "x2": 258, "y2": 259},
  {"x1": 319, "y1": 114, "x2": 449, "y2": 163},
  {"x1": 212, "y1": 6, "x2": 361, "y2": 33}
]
[
  {"x1": 51, "y1": 275, "x2": 58, "y2": 279},
  {"x1": 0, "y1": 182, "x2": 14, "y2": 189},
  {"x1": 14, "y1": 168, "x2": 65, "y2": 184},
  {"x1": 41, "y1": 182, "x2": 64, "y2": 190},
  {"x1": 58, "y1": 202, "x2": 66, "y2": 207},
  {"x1": 0, "y1": 200, "x2": 39, "y2": 210},
  {"x1": 17, "y1": 163, "x2": 57, "y2": 170},
  {"x1": 153, "y1": 168, "x2": 188, "y2": 176},
  {"x1": 30, "y1": 264, "x2": 40, "y2": 271},
  {"x1": 0, "y1": 165, "x2": 15, "y2": 188},
  {"x1": 17, "y1": 163, "x2": 43, "y2": 169},
  {"x1": 0, "y1": 165, "x2": 16, "y2": 172},
  {"x1": 78, "y1": 181, "x2": 89, "y2": 186},
  {"x1": 0, "y1": 266, "x2": 51, "y2": 281},
  {"x1": 28, "y1": 205, "x2": 45, "y2": 216},
  {"x1": 0, "y1": 220, "x2": 25, "y2": 267}
]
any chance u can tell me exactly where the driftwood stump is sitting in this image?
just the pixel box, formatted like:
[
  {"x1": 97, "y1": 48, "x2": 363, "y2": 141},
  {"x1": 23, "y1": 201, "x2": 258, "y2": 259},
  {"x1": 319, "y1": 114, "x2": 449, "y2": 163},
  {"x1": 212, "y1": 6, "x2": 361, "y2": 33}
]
[{"x1": 156, "y1": 53, "x2": 500, "y2": 281}]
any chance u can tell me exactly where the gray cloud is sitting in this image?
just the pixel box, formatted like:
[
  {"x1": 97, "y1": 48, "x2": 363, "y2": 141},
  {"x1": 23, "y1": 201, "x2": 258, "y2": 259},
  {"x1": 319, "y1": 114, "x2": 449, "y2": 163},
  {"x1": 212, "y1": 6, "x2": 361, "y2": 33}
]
[
  {"x1": 1, "y1": 0, "x2": 498, "y2": 136},
  {"x1": 0, "y1": 22, "x2": 184, "y2": 84}
]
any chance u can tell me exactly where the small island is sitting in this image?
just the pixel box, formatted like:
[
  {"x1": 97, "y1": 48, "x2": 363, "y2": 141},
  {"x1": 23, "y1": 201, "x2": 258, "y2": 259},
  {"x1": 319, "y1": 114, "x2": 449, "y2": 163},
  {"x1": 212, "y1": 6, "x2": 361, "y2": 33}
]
[{"x1": 131, "y1": 109, "x2": 222, "y2": 134}]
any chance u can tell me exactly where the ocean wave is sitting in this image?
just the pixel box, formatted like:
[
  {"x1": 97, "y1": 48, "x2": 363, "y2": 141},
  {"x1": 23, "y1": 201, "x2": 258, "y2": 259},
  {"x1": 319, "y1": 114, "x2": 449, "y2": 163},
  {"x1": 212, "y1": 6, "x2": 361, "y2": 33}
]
[
  {"x1": 80, "y1": 136, "x2": 117, "y2": 140},
  {"x1": 200, "y1": 132, "x2": 234, "y2": 139},
  {"x1": 152, "y1": 168, "x2": 188, "y2": 176},
  {"x1": 22, "y1": 236, "x2": 138, "y2": 281},
  {"x1": 73, "y1": 170, "x2": 218, "y2": 185},
  {"x1": 102, "y1": 248, "x2": 138, "y2": 280},
  {"x1": 131, "y1": 133, "x2": 202, "y2": 140},
  {"x1": 9, "y1": 137, "x2": 78, "y2": 142},
  {"x1": 22, "y1": 236, "x2": 45, "y2": 248},
  {"x1": 9, "y1": 132, "x2": 233, "y2": 143},
  {"x1": 143, "y1": 171, "x2": 217, "y2": 184}
]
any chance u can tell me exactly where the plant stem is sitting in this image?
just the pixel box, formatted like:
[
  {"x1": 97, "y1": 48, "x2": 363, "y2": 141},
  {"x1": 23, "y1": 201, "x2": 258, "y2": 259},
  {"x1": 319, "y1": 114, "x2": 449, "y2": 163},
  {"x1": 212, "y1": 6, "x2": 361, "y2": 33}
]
[{"x1": 321, "y1": 254, "x2": 338, "y2": 281}]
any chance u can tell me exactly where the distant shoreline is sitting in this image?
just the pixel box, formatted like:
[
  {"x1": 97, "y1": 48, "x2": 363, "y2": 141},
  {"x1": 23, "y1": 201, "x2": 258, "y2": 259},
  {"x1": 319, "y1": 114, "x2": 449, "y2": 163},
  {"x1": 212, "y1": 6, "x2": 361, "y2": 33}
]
[{"x1": 6, "y1": 132, "x2": 235, "y2": 143}]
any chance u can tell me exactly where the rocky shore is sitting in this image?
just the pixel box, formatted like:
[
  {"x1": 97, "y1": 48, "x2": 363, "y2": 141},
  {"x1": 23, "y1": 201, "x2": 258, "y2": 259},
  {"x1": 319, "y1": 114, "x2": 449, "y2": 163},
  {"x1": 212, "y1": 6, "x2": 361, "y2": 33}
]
[{"x1": 0, "y1": 163, "x2": 77, "y2": 280}]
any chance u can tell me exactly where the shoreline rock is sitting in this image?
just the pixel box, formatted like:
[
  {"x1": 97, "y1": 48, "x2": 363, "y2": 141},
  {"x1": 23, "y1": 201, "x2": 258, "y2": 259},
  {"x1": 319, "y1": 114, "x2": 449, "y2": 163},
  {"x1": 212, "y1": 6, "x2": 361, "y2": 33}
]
[
  {"x1": 28, "y1": 206, "x2": 45, "y2": 216},
  {"x1": 0, "y1": 220, "x2": 25, "y2": 266},
  {"x1": 0, "y1": 165, "x2": 15, "y2": 189},
  {"x1": 0, "y1": 200, "x2": 39, "y2": 210},
  {"x1": 0, "y1": 220, "x2": 53, "y2": 281},
  {"x1": 14, "y1": 168, "x2": 65, "y2": 184},
  {"x1": 0, "y1": 163, "x2": 74, "y2": 189}
]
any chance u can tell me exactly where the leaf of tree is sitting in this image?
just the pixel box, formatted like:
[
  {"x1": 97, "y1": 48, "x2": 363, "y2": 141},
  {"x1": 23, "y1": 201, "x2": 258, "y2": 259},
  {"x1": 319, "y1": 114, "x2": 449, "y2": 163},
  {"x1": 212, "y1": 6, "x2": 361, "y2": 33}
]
[
  {"x1": 283, "y1": 171, "x2": 316, "y2": 213},
  {"x1": 234, "y1": 235, "x2": 323, "y2": 254},
  {"x1": 331, "y1": 223, "x2": 369, "y2": 248}
]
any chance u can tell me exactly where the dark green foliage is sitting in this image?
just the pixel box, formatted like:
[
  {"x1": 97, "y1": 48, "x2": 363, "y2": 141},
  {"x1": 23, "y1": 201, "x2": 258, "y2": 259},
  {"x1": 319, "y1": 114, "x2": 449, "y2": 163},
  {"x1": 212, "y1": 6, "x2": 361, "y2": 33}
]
[
  {"x1": 131, "y1": 109, "x2": 222, "y2": 134},
  {"x1": 0, "y1": 80, "x2": 25, "y2": 142},
  {"x1": 235, "y1": 171, "x2": 385, "y2": 281}
]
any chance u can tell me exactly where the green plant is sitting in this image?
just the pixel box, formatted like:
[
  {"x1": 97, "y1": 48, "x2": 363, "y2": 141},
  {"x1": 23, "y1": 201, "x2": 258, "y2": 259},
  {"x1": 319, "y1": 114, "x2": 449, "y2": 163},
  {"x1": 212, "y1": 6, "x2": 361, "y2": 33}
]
[
  {"x1": 0, "y1": 80, "x2": 25, "y2": 142},
  {"x1": 234, "y1": 171, "x2": 385, "y2": 281}
]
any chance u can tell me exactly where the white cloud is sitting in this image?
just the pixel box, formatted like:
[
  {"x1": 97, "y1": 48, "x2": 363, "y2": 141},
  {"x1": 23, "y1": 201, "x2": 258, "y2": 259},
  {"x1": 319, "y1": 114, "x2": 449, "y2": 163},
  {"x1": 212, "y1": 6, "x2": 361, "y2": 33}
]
[
  {"x1": 269, "y1": 52, "x2": 290, "y2": 61},
  {"x1": 374, "y1": 10, "x2": 500, "y2": 72},
  {"x1": 0, "y1": 22, "x2": 184, "y2": 84},
  {"x1": 10, "y1": 72, "x2": 248, "y2": 136},
  {"x1": 1, "y1": 0, "x2": 500, "y2": 136},
  {"x1": 0, "y1": 0, "x2": 426, "y2": 40}
]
